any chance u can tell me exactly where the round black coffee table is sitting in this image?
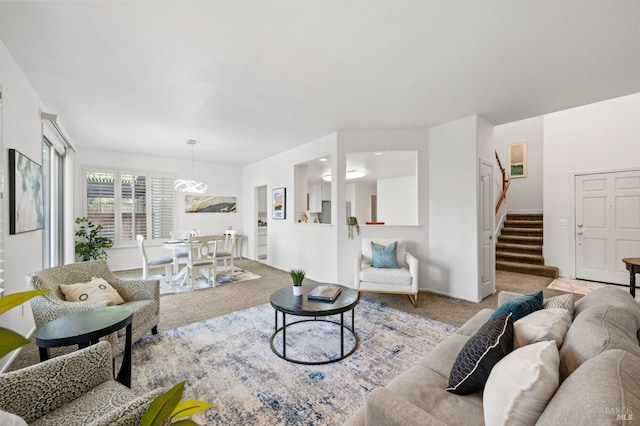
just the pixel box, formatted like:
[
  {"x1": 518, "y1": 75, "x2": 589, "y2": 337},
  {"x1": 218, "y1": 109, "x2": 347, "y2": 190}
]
[
  {"x1": 35, "y1": 305, "x2": 134, "y2": 387},
  {"x1": 269, "y1": 284, "x2": 359, "y2": 365}
]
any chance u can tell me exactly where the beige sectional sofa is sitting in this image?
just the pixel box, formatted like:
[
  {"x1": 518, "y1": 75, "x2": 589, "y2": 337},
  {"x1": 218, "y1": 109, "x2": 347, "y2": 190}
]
[{"x1": 345, "y1": 286, "x2": 640, "y2": 425}]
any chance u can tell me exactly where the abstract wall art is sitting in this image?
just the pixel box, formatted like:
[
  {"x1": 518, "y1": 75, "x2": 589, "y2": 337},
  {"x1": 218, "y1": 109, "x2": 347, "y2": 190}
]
[
  {"x1": 185, "y1": 196, "x2": 237, "y2": 213},
  {"x1": 9, "y1": 149, "x2": 44, "y2": 234}
]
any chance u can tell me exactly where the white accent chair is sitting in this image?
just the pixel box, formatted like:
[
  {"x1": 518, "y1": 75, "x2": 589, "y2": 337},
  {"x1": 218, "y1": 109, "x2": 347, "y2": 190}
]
[
  {"x1": 136, "y1": 235, "x2": 173, "y2": 281},
  {"x1": 186, "y1": 235, "x2": 219, "y2": 287},
  {"x1": 354, "y1": 238, "x2": 419, "y2": 307}
]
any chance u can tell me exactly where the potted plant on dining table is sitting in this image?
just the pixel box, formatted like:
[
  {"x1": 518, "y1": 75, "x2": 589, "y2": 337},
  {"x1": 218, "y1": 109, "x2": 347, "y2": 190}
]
[{"x1": 290, "y1": 269, "x2": 306, "y2": 296}]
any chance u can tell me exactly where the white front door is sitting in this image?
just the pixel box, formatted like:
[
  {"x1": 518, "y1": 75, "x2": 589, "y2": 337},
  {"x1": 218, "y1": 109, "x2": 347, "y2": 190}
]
[
  {"x1": 480, "y1": 160, "x2": 495, "y2": 299},
  {"x1": 576, "y1": 170, "x2": 640, "y2": 284}
]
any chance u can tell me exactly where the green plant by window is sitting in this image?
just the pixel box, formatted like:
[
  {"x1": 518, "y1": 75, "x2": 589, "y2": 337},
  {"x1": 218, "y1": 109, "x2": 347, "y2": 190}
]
[
  {"x1": 141, "y1": 381, "x2": 213, "y2": 426},
  {"x1": 289, "y1": 269, "x2": 306, "y2": 286},
  {"x1": 75, "y1": 217, "x2": 114, "y2": 261},
  {"x1": 0, "y1": 290, "x2": 48, "y2": 358}
]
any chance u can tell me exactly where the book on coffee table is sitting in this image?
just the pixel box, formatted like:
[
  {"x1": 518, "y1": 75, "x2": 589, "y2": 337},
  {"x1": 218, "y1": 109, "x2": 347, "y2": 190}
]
[{"x1": 308, "y1": 285, "x2": 342, "y2": 302}]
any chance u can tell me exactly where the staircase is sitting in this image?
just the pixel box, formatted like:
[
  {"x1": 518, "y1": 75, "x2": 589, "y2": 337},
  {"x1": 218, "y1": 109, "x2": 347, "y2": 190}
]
[{"x1": 496, "y1": 213, "x2": 559, "y2": 278}]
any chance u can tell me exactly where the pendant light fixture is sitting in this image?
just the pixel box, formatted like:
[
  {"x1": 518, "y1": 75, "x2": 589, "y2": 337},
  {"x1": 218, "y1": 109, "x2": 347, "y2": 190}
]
[{"x1": 175, "y1": 139, "x2": 207, "y2": 193}]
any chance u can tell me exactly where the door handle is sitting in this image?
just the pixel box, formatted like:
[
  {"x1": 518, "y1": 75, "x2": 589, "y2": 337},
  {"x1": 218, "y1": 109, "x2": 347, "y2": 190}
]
[
  {"x1": 577, "y1": 232, "x2": 583, "y2": 236},
  {"x1": 577, "y1": 224, "x2": 583, "y2": 228}
]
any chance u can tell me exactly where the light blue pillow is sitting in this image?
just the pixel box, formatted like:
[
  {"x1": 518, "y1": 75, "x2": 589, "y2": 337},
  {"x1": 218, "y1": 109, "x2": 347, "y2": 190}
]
[
  {"x1": 371, "y1": 241, "x2": 399, "y2": 268},
  {"x1": 490, "y1": 290, "x2": 543, "y2": 322}
]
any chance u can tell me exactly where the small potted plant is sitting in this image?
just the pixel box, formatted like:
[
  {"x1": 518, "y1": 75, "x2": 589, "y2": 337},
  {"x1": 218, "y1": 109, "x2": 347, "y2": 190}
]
[
  {"x1": 75, "y1": 217, "x2": 114, "y2": 261},
  {"x1": 290, "y1": 269, "x2": 306, "y2": 296}
]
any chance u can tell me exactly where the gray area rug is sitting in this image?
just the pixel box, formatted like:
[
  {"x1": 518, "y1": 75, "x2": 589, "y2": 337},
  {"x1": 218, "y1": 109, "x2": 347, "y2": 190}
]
[
  {"x1": 158, "y1": 267, "x2": 261, "y2": 296},
  {"x1": 130, "y1": 298, "x2": 457, "y2": 425}
]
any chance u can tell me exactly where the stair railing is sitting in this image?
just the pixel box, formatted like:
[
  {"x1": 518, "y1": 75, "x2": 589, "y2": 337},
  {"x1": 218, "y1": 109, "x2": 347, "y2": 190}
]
[{"x1": 495, "y1": 150, "x2": 510, "y2": 214}]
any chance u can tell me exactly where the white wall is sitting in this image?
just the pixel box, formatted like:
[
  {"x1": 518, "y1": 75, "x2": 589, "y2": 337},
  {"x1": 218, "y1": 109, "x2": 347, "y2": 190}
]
[
  {"x1": 428, "y1": 116, "x2": 482, "y2": 302},
  {"x1": 0, "y1": 40, "x2": 50, "y2": 370},
  {"x1": 346, "y1": 182, "x2": 376, "y2": 224},
  {"x1": 495, "y1": 116, "x2": 544, "y2": 212},
  {"x1": 377, "y1": 175, "x2": 417, "y2": 225},
  {"x1": 543, "y1": 93, "x2": 640, "y2": 278},
  {"x1": 75, "y1": 148, "x2": 243, "y2": 271}
]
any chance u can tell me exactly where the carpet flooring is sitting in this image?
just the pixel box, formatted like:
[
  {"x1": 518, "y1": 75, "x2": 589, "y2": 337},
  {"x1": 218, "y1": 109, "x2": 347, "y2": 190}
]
[{"x1": 131, "y1": 298, "x2": 457, "y2": 425}]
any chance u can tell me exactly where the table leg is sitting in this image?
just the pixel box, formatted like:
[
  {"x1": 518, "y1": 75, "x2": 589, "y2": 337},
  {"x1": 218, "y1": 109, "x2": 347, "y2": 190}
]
[
  {"x1": 38, "y1": 347, "x2": 50, "y2": 362},
  {"x1": 630, "y1": 268, "x2": 636, "y2": 298},
  {"x1": 340, "y1": 312, "x2": 345, "y2": 357},
  {"x1": 282, "y1": 312, "x2": 287, "y2": 359},
  {"x1": 116, "y1": 322, "x2": 133, "y2": 388}
]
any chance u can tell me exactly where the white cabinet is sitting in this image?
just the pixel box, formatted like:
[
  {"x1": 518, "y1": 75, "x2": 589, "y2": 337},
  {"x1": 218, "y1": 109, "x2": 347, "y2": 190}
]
[
  {"x1": 308, "y1": 184, "x2": 331, "y2": 212},
  {"x1": 257, "y1": 227, "x2": 267, "y2": 260},
  {"x1": 321, "y1": 183, "x2": 331, "y2": 201}
]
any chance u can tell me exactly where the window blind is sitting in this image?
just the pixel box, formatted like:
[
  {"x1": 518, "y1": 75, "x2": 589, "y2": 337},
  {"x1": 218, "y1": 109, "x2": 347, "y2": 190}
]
[
  {"x1": 85, "y1": 171, "x2": 116, "y2": 239},
  {"x1": 121, "y1": 174, "x2": 147, "y2": 241},
  {"x1": 150, "y1": 176, "x2": 175, "y2": 240}
]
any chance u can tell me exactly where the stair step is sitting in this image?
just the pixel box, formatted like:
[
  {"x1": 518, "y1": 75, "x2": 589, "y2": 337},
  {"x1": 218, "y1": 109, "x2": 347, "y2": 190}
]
[
  {"x1": 496, "y1": 242, "x2": 542, "y2": 255},
  {"x1": 507, "y1": 213, "x2": 543, "y2": 221},
  {"x1": 496, "y1": 260, "x2": 559, "y2": 278},
  {"x1": 496, "y1": 251, "x2": 544, "y2": 265},
  {"x1": 504, "y1": 220, "x2": 543, "y2": 228},
  {"x1": 497, "y1": 234, "x2": 543, "y2": 244},
  {"x1": 501, "y1": 227, "x2": 543, "y2": 237}
]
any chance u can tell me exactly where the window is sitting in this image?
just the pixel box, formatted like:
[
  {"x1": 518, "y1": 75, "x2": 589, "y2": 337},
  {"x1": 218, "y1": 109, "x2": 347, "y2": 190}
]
[
  {"x1": 42, "y1": 137, "x2": 64, "y2": 268},
  {"x1": 0, "y1": 90, "x2": 4, "y2": 293},
  {"x1": 83, "y1": 167, "x2": 175, "y2": 246}
]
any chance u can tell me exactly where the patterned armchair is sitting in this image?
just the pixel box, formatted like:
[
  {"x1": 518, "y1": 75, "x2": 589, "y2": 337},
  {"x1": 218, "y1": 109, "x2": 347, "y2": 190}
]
[
  {"x1": 27, "y1": 260, "x2": 160, "y2": 356},
  {"x1": 0, "y1": 341, "x2": 164, "y2": 425}
]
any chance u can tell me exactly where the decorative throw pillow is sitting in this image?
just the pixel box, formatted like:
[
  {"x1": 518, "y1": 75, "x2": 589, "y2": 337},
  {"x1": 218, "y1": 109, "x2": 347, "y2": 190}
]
[
  {"x1": 60, "y1": 277, "x2": 125, "y2": 305},
  {"x1": 514, "y1": 308, "x2": 572, "y2": 349},
  {"x1": 483, "y1": 341, "x2": 560, "y2": 426},
  {"x1": 543, "y1": 294, "x2": 575, "y2": 318},
  {"x1": 447, "y1": 313, "x2": 514, "y2": 395},
  {"x1": 371, "y1": 241, "x2": 398, "y2": 268},
  {"x1": 490, "y1": 290, "x2": 543, "y2": 322},
  {"x1": 0, "y1": 410, "x2": 28, "y2": 426}
]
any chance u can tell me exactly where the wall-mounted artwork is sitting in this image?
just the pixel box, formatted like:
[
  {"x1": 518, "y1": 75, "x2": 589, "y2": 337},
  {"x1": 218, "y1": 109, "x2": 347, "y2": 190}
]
[
  {"x1": 507, "y1": 141, "x2": 527, "y2": 179},
  {"x1": 185, "y1": 196, "x2": 237, "y2": 213},
  {"x1": 9, "y1": 149, "x2": 44, "y2": 234},
  {"x1": 272, "y1": 187, "x2": 286, "y2": 220}
]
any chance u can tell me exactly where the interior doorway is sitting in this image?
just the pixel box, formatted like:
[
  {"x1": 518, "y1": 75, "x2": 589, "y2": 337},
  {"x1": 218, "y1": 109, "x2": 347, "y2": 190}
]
[
  {"x1": 480, "y1": 159, "x2": 495, "y2": 299},
  {"x1": 255, "y1": 185, "x2": 268, "y2": 262},
  {"x1": 575, "y1": 170, "x2": 640, "y2": 284}
]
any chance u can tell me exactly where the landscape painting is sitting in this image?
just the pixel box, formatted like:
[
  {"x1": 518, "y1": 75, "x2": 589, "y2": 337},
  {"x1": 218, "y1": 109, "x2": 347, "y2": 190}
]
[
  {"x1": 9, "y1": 148, "x2": 44, "y2": 234},
  {"x1": 272, "y1": 187, "x2": 286, "y2": 220},
  {"x1": 185, "y1": 196, "x2": 237, "y2": 213}
]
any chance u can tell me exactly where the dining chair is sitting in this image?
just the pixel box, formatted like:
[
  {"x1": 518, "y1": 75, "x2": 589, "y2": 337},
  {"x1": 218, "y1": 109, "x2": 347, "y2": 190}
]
[
  {"x1": 136, "y1": 235, "x2": 173, "y2": 281},
  {"x1": 186, "y1": 235, "x2": 219, "y2": 287},
  {"x1": 217, "y1": 233, "x2": 236, "y2": 273}
]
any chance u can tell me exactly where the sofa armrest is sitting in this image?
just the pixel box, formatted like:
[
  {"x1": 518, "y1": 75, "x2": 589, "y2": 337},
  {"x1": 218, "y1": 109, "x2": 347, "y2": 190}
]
[
  {"x1": 0, "y1": 342, "x2": 113, "y2": 423},
  {"x1": 354, "y1": 253, "x2": 362, "y2": 290},
  {"x1": 30, "y1": 295, "x2": 109, "y2": 328},
  {"x1": 110, "y1": 277, "x2": 160, "y2": 302},
  {"x1": 89, "y1": 388, "x2": 167, "y2": 426},
  {"x1": 498, "y1": 291, "x2": 523, "y2": 306},
  {"x1": 364, "y1": 388, "x2": 448, "y2": 426},
  {"x1": 405, "y1": 252, "x2": 419, "y2": 293}
]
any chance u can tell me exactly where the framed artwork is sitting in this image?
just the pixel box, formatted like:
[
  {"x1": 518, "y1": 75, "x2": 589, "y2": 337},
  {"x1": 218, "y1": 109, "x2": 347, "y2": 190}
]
[
  {"x1": 507, "y1": 141, "x2": 527, "y2": 179},
  {"x1": 272, "y1": 187, "x2": 286, "y2": 220},
  {"x1": 185, "y1": 196, "x2": 237, "y2": 213},
  {"x1": 9, "y1": 149, "x2": 44, "y2": 234}
]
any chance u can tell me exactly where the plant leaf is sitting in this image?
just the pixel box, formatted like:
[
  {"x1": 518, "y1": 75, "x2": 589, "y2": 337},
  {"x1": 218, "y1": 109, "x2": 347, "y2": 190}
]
[
  {"x1": 141, "y1": 381, "x2": 185, "y2": 426},
  {"x1": 170, "y1": 400, "x2": 213, "y2": 420},
  {"x1": 0, "y1": 327, "x2": 30, "y2": 359},
  {"x1": 171, "y1": 420, "x2": 201, "y2": 425},
  {"x1": 0, "y1": 290, "x2": 48, "y2": 315}
]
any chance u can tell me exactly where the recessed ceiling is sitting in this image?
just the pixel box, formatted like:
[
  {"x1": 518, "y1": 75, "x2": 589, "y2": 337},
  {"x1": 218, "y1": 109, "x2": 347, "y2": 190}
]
[{"x1": 0, "y1": 1, "x2": 638, "y2": 165}]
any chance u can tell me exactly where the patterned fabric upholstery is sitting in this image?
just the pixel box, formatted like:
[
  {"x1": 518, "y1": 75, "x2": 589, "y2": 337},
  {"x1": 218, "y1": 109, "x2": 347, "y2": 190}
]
[
  {"x1": 27, "y1": 260, "x2": 160, "y2": 356},
  {"x1": 0, "y1": 342, "x2": 164, "y2": 425}
]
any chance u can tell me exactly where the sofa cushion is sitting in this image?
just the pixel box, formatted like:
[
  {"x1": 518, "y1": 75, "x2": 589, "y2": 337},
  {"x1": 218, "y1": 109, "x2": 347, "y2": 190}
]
[
  {"x1": 483, "y1": 341, "x2": 560, "y2": 426},
  {"x1": 559, "y1": 304, "x2": 640, "y2": 380},
  {"x1": 386, "y1": 365, "x2": 484, "y2": 425},
  {"x1": 360, "y1": 266, "x2": 412, "y2": 286},
  {"x1": 542, "y1": 294, "x2": 575, "y2": 317},
  {"x1": 371, "y1": 241, "x2": 399, "y2": 268},
  {"x1": 538, "y1": 349, "x2": 640, "y2": 426},
  {"x1": 490, "y1": 290, "x2": 543, "y2": 322},
  {"x1": 60, "y1": 277, "x2": 125, "y2": 305},
  {"x1": 574, "y1": 285, "x2": 640, "y2": 325},
  {"x1": 457, "y1": 308, "x2": 494, "y2": 337},
  {"x1": 447, "y1": 314, "x2": 514, "y2": 395},
  {"x1": 514, "y1": 308, "x2": 572, "y2": 349},
  {"x1": 420, "y1": 333, "x2": 470, "y2": 378}
]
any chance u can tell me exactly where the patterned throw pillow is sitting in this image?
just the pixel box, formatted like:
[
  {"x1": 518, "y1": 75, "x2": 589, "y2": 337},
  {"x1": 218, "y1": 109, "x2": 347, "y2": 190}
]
[
  {"x1": 371, "y1": 241, "x2": 398, "y2": 268},
  {"x1": 447, "y1": 313, "x2": 514, "y2": 395},
  {"x1": 60, "y1": 277, "x2": 125, "y2": 305},
  {"x1": 543, "y1": 294, "x2": 575, "y2": 318},
  {"x1": 490, "y1": 290, "x2": 543, "y2": 322}
]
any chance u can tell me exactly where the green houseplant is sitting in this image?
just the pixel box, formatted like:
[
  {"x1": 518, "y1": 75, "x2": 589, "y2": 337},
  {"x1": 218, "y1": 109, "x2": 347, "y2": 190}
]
[
  {"x1": 141, "y1": 381, "x2": 212, "y2": 426},
  {"x1": 0, "y1": 289, "x2": 48, "y2": 358},
  {"x1": 347, "y1": 216, "x2": 360, "y2": 239},
  {"x1": 290, "y1": 269, "x2": 306, "y2": 296},
  {"x1": 75, "y1": 217, "x2": 114, "y2": 261}
]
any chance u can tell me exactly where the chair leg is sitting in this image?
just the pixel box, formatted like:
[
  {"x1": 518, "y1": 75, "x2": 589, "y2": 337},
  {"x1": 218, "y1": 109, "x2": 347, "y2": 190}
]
[
  {"x1": 164, "y1": 264, "x2": 173, "y2": 282},
  {"x1": 407, "y1": 293, "x2": 418, "y2": 308},
  {"x1": 151, "y1": 326, "x2": 158, "y2": 335}
]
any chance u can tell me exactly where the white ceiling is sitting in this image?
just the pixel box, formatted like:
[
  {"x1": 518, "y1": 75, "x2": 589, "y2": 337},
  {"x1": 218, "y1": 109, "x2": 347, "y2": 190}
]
[{"x1": 0, "y1": 1, "x2": 638, "y2": 166}]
